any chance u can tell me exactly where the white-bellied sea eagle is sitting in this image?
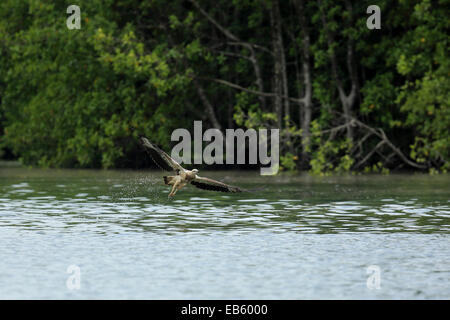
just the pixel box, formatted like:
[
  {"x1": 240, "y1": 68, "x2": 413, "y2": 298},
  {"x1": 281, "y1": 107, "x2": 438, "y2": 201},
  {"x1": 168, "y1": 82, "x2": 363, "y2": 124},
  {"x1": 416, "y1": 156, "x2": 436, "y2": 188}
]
[{"x1": 140, "y1": 137, "x2": 242, "y2": 197}]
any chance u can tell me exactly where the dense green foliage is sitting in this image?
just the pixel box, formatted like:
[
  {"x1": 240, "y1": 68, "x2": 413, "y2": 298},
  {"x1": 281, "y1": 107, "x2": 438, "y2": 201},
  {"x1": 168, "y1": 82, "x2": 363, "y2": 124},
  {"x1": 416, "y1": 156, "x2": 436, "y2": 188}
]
[{"x1": 0, "y1": 0, "x2": 448, "y2": 173}]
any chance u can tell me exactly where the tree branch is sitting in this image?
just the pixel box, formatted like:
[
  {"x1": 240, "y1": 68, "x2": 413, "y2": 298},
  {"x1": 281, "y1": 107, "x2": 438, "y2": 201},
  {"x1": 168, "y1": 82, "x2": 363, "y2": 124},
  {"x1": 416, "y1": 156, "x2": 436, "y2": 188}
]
[
  {"x1": 188, "y1": 0, "x2": 268, "y2": 108},
  {"x1": 341, "y1": 114, "x2": 428, "y2": 170},
  {"x1": 197, "y1": 77, "x2": 304, "y2": 104},
  {"x1": 192, "y1": 79, "x2": 222, "y2": 130}
]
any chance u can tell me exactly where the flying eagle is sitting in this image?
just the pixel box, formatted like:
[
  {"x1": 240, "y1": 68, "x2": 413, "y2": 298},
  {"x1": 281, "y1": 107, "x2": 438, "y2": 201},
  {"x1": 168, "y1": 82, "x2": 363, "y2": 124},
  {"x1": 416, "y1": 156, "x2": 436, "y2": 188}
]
[{"x1": 139, "y1": 136, "x2": 242, "y2": 197}]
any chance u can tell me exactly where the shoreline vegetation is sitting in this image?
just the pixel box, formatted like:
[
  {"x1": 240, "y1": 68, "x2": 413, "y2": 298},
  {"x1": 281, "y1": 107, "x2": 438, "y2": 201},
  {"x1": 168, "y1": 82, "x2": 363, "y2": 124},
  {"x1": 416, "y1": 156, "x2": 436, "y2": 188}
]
[
  {"x1": 1, "y1": 160, "x2": 448, "y2": 177},
  {"x1": 0, "y1": 1, "x2": 448, "y2": 175}
]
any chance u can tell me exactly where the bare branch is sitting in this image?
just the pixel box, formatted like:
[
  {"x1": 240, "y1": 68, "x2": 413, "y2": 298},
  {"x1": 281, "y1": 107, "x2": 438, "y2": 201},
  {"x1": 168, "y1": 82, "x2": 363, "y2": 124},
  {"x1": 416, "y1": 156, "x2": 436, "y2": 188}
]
[
  {"x1": 198, "y1": 77, "x2": 304, "y2": 104},
  {"x1": 188, "y1": 0, "x2": 268, "y2": 109},
  {"x1": 192, "y1": 79, "x2": 222, "y2": 130},
  {"x1": 341, "y1": 114, "x2": 428, "y2": 170},
  {"x1": 226, "y1": 41, "x2": 273, "y2": 56},
  {"x1": 210, "y1": 49, "x2": 252, "y2": 61},
  {"x1": 354, "y1": 140, "x2": 385, "y2": 169}
]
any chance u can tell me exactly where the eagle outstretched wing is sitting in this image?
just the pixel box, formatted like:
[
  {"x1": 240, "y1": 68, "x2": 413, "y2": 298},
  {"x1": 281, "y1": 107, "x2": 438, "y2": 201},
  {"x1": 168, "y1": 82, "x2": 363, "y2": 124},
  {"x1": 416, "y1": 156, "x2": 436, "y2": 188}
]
[
  {"x1": 191, "y1": 176, "x2": 242, "y2": 193},
  {"x1": 139, "y1": 136, "x2": 185, "y2": 172}
]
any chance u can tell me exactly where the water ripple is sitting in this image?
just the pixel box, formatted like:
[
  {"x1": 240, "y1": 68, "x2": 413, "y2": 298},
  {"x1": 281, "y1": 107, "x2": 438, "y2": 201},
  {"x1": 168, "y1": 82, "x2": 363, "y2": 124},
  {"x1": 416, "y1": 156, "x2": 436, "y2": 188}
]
[{"x1": 0, "y1": 194, "x2": 449, "y2": 234}]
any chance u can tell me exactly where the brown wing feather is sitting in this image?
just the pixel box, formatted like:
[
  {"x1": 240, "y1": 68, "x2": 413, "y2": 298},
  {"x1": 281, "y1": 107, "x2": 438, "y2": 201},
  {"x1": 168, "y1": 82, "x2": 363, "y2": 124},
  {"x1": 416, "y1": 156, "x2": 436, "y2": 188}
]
[
  {"x1": 139, "y1": 137, "x2": 184, "y2": 172},
  {"x1": 191, "y1": 176, "x2": 242, "y2": 193}
]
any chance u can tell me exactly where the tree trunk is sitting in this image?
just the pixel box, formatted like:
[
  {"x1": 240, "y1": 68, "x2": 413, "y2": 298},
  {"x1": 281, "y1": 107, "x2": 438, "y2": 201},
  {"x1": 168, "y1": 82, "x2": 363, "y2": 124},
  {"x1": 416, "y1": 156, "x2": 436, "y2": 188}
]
[
  {"x1": 297, "y1": 0, "x2": 313, "y2": 164},
  {"x1": 318, "y1": 0, "x2": 358, "y2": 142},
  {"x1": 287, "y1": 0, "x2": 314, "y2": 167},
  {"x1": 269, "y1": 0, "x2": 286, "y2": 129}
]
